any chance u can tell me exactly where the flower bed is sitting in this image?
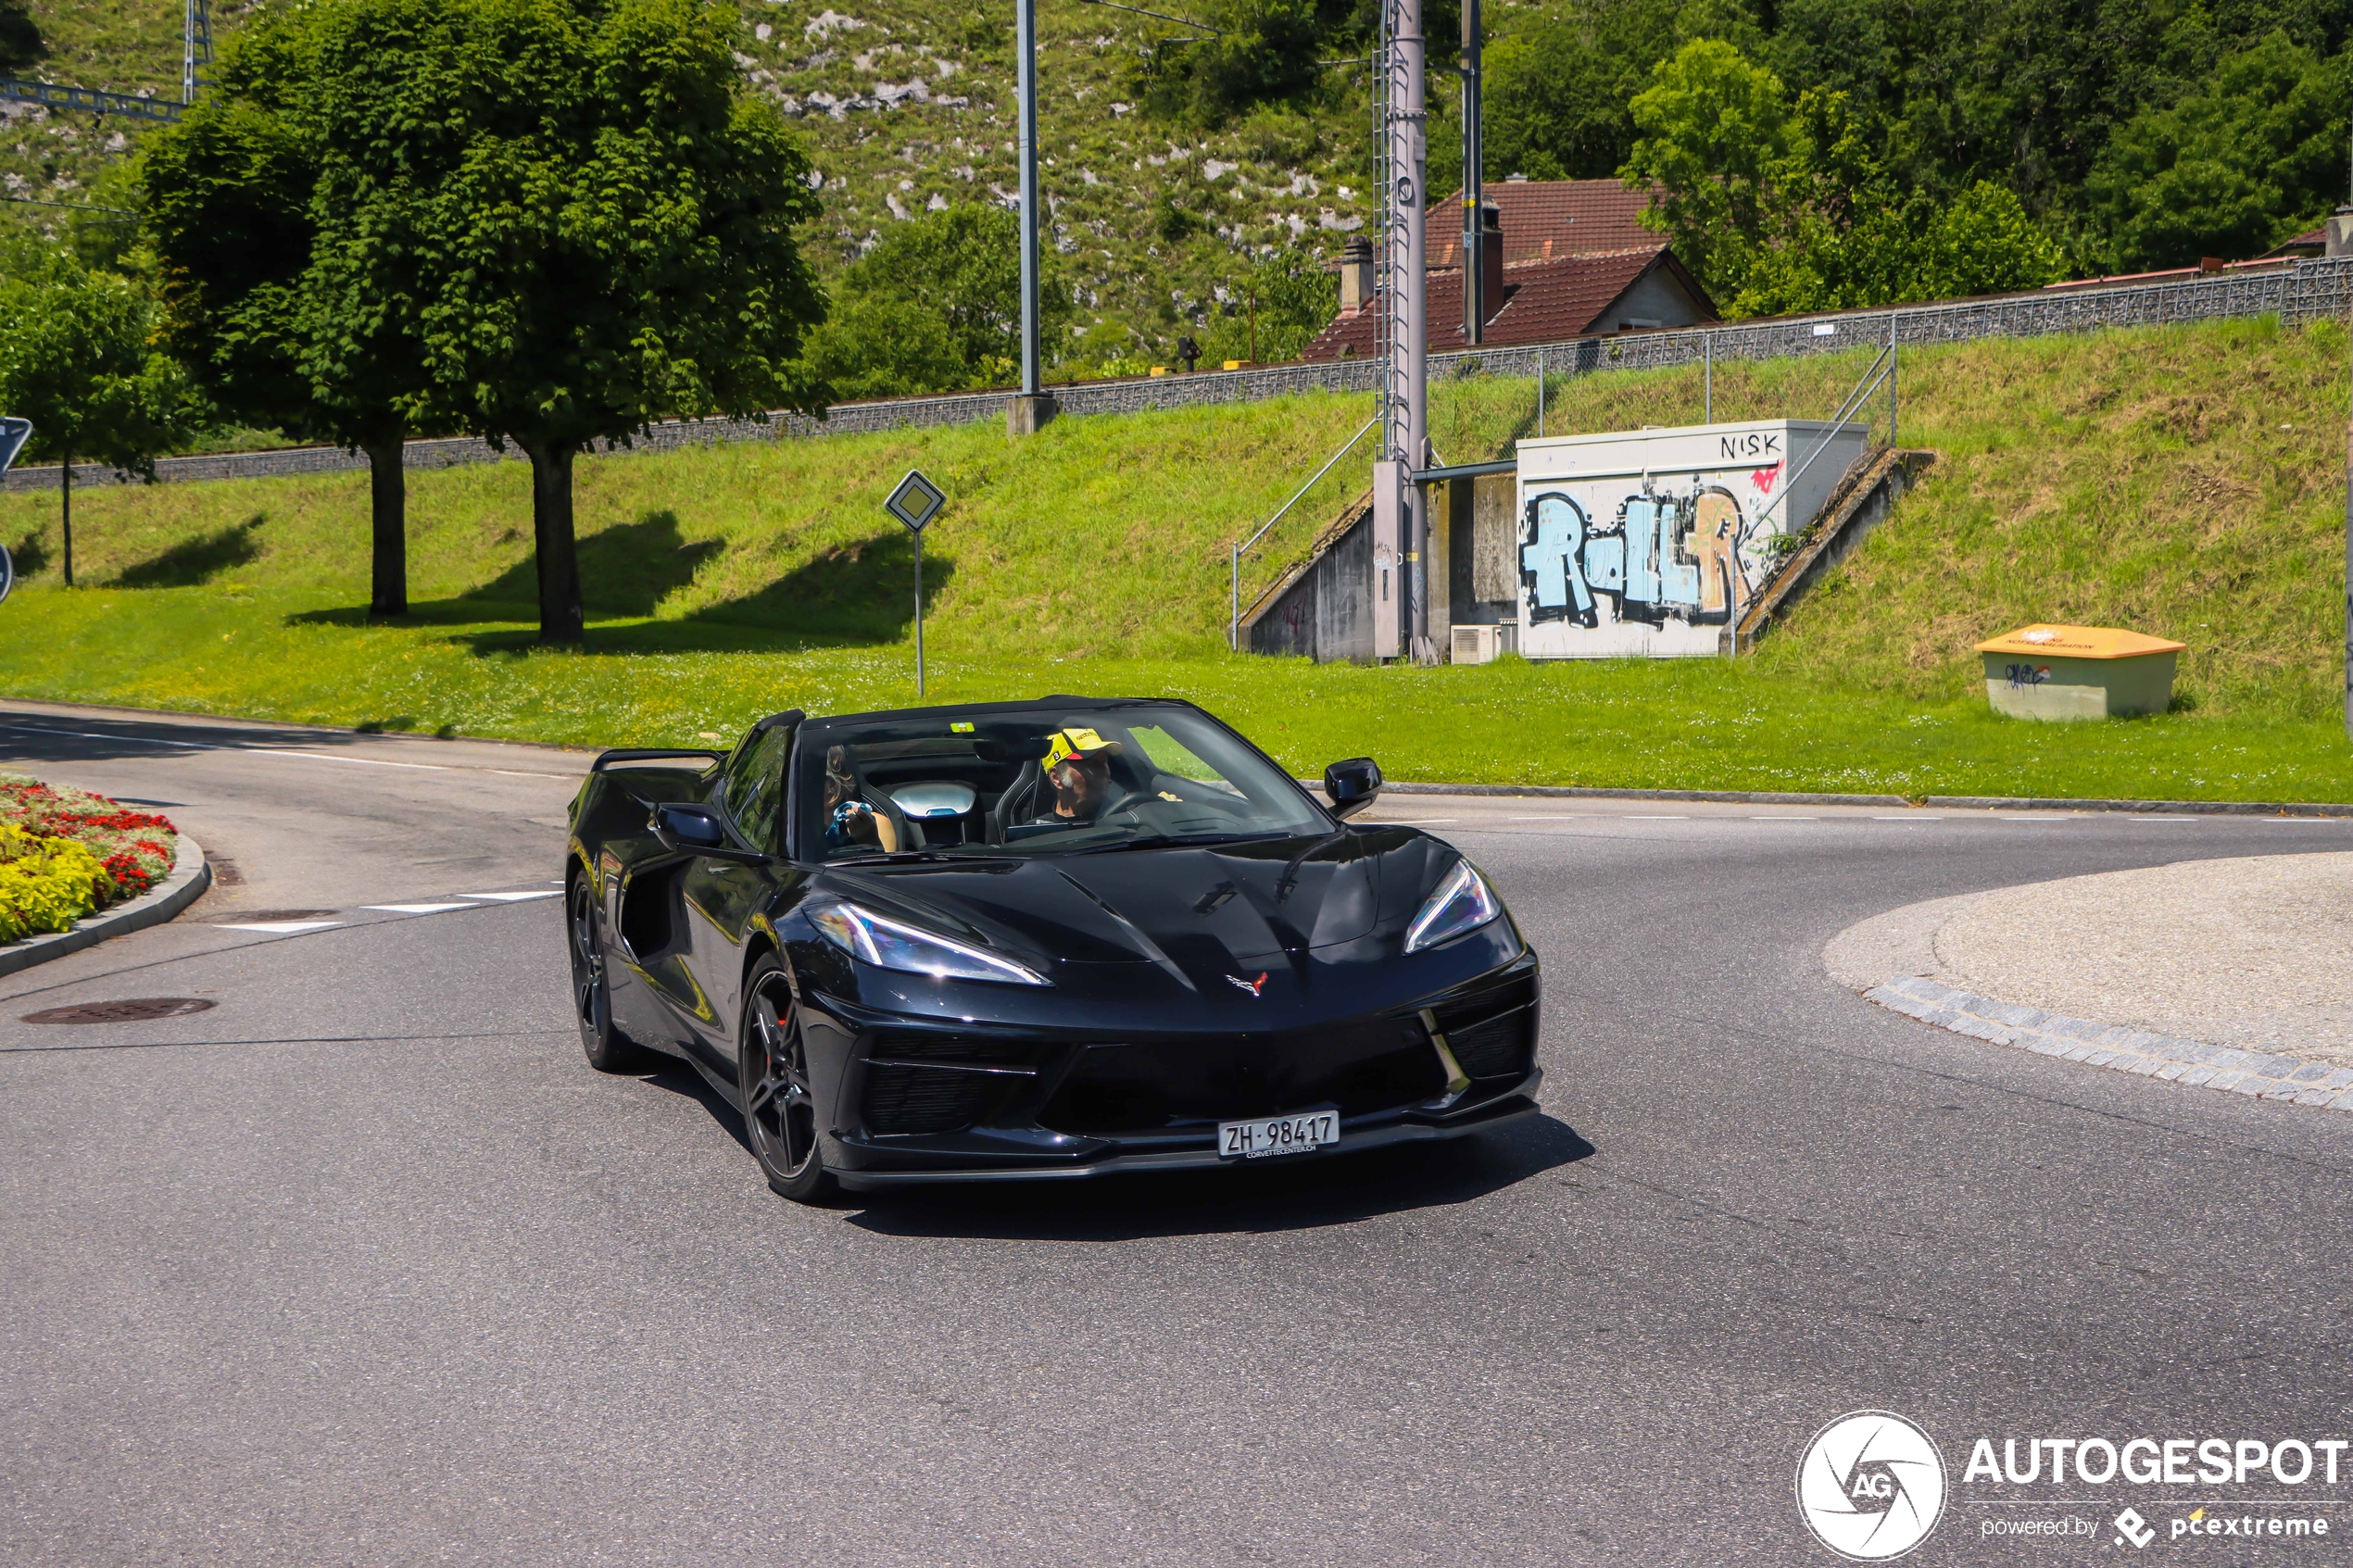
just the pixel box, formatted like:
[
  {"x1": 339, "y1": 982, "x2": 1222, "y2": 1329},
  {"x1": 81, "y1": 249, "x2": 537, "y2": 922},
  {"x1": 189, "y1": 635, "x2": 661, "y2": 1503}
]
[{"x1": 0, "y1": 776, "x2": 179, "y2": 942}]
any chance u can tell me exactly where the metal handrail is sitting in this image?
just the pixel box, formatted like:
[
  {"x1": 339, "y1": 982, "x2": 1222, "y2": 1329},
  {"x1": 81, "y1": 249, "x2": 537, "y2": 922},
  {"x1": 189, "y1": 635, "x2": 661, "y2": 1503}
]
[
  {"x1": 1229, "y1": 415, "x2": 1381, "y2": 650},
  {"x1": 1730, "y1": 323, "x2": 1898, "y2": 654}
]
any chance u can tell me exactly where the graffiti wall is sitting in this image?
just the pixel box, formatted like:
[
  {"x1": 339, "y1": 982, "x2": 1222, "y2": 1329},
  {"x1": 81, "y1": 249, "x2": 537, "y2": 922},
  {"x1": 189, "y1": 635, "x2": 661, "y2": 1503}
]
[{"x1": 1515, "y1": 420, "x2": 1866, "y2": 659}]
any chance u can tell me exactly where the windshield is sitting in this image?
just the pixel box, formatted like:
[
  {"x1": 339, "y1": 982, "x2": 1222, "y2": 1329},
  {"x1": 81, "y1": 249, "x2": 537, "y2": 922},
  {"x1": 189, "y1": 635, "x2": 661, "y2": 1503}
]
[{"x1": 796, "y1": 705, "x2": 1327, "y2": 861}]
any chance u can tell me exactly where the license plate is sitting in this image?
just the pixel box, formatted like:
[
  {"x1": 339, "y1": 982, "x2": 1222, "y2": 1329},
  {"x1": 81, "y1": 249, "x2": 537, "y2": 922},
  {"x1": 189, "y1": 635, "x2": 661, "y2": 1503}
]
[{"x1": 1217, "y1": 1109, "x2": 1340, "y2": 1160}]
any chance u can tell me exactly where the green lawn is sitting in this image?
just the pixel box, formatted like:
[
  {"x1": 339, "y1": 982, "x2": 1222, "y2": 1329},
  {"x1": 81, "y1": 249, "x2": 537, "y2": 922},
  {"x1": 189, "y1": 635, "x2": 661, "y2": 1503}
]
[{"x1": 1, "y1": 318, "x2": 2349, "y2": 802}]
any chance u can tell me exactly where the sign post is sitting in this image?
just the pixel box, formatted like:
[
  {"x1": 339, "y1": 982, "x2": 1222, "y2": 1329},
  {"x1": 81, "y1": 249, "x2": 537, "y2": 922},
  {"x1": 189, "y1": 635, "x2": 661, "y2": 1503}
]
[
  {"x1": 0, "y1": 418, "x2": 29, "y2": 606},
  {"x1": 884, "y1": 469, "x2": 947, "y2": 697}
]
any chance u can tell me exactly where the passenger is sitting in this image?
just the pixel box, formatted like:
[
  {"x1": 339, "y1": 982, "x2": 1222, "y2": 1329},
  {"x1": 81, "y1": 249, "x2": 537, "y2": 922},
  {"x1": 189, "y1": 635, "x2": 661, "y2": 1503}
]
[
  {"x1": 824, "y1": 746, "x2": 898, "y2": 852},
  {"x1": 1035, "y1": 727, "x2": 1124, "y2": 825}
]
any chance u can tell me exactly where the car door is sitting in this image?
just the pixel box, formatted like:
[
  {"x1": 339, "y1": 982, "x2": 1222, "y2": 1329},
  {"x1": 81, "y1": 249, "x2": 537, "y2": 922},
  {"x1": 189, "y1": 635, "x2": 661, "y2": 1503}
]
[{"x1": 673, "y1": 719, "x2": 796, "y2": 1075}]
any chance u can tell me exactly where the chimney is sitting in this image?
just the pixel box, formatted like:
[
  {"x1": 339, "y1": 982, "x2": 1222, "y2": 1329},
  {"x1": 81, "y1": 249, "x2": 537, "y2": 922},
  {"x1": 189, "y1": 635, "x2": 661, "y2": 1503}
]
[
  {"x1": 1478, "y1": 202, "x2": 1503, "y2": 322},
  {"x1": 2330, "y1": 207, "x2": 2353, "y2": 257},
  {"x1": 1335, "y1": 237, "x2": 1376, "y2": 316}
]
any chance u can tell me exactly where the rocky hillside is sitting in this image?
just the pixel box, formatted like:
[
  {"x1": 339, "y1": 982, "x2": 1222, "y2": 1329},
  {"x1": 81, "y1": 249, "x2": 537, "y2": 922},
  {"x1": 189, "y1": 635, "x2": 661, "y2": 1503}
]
[{"x1": 4, "y1": 0, "x2": 1385, "y2": 365}]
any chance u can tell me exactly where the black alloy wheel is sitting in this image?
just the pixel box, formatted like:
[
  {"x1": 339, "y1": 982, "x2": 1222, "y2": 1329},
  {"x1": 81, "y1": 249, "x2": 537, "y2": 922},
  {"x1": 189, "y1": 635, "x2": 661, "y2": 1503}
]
[
  {"x1": 571, "y1": 879, "x2": 651, "y2": 1073},
  {"x1": 739, "y1": 956, "x2": 835, "y2": 1202}
]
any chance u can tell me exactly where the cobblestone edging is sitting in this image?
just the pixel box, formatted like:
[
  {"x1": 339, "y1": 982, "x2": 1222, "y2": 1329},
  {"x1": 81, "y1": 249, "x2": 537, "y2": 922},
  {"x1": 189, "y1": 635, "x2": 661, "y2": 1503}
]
[
  {"x1": 0, "y1": 831, "x2": 210, "y2": 979},
  {"x1": 1864, "y1": 974, "x2": 2353, "y2": 1112},
  {"x1": 11, "y1": 257, "x2": 2353, "y2": 493}
]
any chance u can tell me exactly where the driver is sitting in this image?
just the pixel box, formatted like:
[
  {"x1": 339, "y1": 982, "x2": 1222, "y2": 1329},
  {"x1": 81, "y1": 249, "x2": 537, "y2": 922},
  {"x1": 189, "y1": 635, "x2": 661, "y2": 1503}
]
[
  {"x1": 1034, "y1": 727, "x2": 1124, "y2": 825},
  {"x1": 824, "y1": 745, "x2": 899, "y2": 852}
]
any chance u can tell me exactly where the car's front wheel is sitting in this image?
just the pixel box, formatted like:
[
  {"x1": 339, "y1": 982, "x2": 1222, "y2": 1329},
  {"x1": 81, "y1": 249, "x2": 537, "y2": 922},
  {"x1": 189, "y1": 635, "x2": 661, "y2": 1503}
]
[
  {"x1": 739, "y1": 955, "x2": 836, "y2": 1203},
  {"x1": 571, "y1": 879, "x2": 653, "y2": 1073}
]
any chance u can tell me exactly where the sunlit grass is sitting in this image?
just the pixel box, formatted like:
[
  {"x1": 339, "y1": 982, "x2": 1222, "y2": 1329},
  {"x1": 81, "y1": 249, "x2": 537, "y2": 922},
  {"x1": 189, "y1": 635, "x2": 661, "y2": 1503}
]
[{"x1": 0, "y1": 318, "x2": 2348, "y2": 801}]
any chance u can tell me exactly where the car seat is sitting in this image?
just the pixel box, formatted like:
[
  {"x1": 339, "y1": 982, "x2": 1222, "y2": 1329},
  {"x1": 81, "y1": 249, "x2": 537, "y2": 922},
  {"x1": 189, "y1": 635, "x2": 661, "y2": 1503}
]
[{"x1": 987, "y1": 760, "x2": 1042, "y2": 846}]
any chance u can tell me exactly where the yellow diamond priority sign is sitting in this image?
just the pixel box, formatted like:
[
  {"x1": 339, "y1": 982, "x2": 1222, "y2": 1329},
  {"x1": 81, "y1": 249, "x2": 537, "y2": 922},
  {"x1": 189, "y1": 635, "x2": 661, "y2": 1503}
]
[{"x1": 884, "y1": 469, "x2": 946, "y2": 533}]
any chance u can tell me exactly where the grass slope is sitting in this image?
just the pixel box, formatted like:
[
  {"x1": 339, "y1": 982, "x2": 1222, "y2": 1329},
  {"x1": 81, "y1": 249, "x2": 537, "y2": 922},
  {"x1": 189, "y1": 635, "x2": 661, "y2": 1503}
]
[{"x1": 0, "y1": 318, "x2": 2347, "y2": 801}]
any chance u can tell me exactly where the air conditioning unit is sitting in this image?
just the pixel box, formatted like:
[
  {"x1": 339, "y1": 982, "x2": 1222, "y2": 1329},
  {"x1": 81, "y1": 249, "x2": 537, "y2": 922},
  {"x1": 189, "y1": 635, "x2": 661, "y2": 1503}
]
[{"x1": 1451, "y1": 624, "x2": 1501, "y2": 665}]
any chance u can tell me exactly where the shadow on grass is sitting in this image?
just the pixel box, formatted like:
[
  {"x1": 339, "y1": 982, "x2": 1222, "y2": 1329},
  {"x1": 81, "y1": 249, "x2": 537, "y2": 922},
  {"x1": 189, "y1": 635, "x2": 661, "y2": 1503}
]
[
  {"x1": 9, "y1": 530, "x2": 48, "y2": 578},
  {"x1": 287, "y1": 519, "x2": 952, "y2": 656},
  {"x1": 115, "y1": 516, "x2": 265, "y2": 587}
]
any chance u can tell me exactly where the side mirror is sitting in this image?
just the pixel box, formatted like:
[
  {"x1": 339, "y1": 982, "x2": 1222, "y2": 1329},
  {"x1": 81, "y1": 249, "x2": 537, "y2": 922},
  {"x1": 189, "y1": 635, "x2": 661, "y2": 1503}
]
[
  {"x1": 651, "y1": 801, "x2": 728, "y2": 852},
  {"x1": 1322, "y1": 757, "x2": 1382, "y2": 820}
]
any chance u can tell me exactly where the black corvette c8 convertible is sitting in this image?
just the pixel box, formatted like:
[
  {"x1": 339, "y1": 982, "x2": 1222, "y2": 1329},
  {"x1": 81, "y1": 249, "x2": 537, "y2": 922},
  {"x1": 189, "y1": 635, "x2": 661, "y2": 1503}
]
[{"x1": 565, "y1": 696, "x2": 1541, "y2": 1200}]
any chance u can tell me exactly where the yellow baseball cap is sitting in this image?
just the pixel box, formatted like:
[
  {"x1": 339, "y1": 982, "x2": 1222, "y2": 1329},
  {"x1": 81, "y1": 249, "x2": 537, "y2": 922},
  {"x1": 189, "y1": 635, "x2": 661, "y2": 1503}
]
[{"x1": 1042, "y1": 727, "x2": 1122, "y2": 769}]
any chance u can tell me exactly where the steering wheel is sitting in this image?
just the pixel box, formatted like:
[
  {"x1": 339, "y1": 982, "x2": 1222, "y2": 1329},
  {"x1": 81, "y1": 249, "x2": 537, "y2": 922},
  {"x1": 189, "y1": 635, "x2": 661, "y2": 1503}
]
[{"x1": 1096, "y1": 787, "x2": 1152, "y2": 819}]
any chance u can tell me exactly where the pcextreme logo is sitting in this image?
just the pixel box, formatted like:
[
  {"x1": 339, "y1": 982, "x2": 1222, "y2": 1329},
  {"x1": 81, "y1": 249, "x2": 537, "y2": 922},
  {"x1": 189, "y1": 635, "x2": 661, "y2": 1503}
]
[{"x1": 1796, "y1": 1411, "x2": 1949, "y2": 1561}]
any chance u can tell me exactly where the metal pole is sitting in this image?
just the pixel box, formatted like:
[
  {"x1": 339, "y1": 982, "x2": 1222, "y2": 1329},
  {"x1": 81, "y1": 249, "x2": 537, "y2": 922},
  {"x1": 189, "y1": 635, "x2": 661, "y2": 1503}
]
[
  {"x1": 1704, "y1": 332, "x2": 1712, "y2": 423},
  {"x1": 1230, "y1": 544, "x2": 1239, "y2": 651},
  {"x1": 1889, "y1": 314, "x2": 1898, "y2": 447},
  {"x1": 1016, "y1": 0, "x2": 1040, "y2": 398},
  {"x1": 1402, "y1": 0, "x2": 1429, "y2": 663},
  {"x1": 1459, "y1": 0, "x2": 1481, "y2": 345},
  {"x1": 914, "y1": 531, "x2": 925, "y2": 697},
  {"x1": 1536, "y1": 345, "x2": 1544, "y2": 437}
]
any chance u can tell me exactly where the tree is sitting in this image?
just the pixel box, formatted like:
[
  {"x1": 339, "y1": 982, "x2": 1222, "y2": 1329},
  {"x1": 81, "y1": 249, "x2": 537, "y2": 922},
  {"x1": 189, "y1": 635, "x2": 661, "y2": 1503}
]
[
  {"x1": 808, "y1": 205, "x2": 1074, "y2": 395},
  {"x1": 2088, "y1": 31, "x2": 2351, "y2": 271},
  {"x1": 0, "y1": 0, "x2": 44, "y2": 73},
  {"x1": 1199, "y1": 243, "x2": 1336, "y2": 364},
  {"x1": 300, "y1": 0, "x2": 827, "y2": 644},
  {"x1": 0, "y1": 251, "x2": 191, "y2": 586},
  {"x1": 1625, "y1": 43, "x2": 2064, "y2": 315},
  {"x1": 1482, "y1": 1, "x2": 1682, "y2": 182},
  {"x1": 1620, "y1": 39, "x2": 1791, "y2": 293},
  {"x1": 141, "y1": 13, "x2": 428, "y2": 617}
]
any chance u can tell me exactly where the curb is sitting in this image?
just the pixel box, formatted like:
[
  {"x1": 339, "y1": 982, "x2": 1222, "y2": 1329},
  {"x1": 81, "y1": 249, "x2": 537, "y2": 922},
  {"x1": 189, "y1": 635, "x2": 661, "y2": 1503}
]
[
  {"x1": 1926, "y1": 795, "x2": 2353, "y2": 818},
  {"x1": 1372, "y1": 783, "x2": 1914, "y2": 807},
  {"x1": 0, "y1": 832, "x2": 211, "y2": 979},
  {"x1": 1865, "y1": 974, "x2": 2353, "y2": 1112},
  {"x1": 1364, "y1": 783, "x2": 2353, "y2": 813}
]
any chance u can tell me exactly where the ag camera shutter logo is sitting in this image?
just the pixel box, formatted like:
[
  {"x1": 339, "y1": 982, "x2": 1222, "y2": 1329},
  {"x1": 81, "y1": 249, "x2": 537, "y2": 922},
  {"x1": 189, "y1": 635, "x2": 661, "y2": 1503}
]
[{"x1": 1795, "y1": 1411, "x2": 1948, "y2": 1560}]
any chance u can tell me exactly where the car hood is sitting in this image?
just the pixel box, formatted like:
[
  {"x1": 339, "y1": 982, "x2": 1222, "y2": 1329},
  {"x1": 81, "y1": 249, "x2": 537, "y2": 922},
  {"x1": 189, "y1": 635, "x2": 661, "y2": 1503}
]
[{"x1": 827, "y1": 827, "x2": 1453, "y2": 983}]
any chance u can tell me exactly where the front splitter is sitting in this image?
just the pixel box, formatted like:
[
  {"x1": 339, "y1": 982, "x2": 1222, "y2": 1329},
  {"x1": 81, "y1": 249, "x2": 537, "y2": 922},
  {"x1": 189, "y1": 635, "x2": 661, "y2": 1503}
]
[{"x1": 832, "y1": 1093, "x2": 1541, "y2": 1190}]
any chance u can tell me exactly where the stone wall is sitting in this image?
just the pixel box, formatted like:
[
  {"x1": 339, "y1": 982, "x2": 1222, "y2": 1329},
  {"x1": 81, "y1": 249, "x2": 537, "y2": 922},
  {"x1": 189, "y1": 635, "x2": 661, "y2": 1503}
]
[{"x1": 10, "y1": 257, "x2": 2349, "y2": 493}]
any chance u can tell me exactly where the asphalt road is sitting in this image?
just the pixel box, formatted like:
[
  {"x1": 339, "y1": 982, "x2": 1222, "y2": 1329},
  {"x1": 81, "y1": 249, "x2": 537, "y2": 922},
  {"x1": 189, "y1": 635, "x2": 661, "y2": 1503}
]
[{"x1": 5, "y1": 700, "x2": 2351, "y2": 1566}]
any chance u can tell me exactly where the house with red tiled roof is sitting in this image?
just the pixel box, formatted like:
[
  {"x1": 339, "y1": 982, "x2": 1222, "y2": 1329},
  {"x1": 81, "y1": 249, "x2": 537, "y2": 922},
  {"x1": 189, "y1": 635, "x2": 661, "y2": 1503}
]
[
  {"x1": 1431, "y1": 176, "x2": 1667, "y2": 267},
  {"x1": 1301, "y1": 238, "x2": 1718, "y2": 362}
]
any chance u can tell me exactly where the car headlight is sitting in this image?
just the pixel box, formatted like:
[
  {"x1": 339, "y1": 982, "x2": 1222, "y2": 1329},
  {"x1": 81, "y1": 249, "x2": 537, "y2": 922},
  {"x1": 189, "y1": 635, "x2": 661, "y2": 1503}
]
[
  {"x1": 1403, "y1": 859, "x2": 1501, "y2": 953},
  {"x1": 807, "y1": 899, "x2": 1050, "y2": 986}
]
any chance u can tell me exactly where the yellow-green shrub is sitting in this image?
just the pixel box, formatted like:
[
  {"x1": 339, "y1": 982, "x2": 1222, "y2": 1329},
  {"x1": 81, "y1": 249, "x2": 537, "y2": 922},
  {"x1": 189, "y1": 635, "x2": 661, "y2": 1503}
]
[{"x1": 0, "y1": 824, "x2": 106, "y2": 942}]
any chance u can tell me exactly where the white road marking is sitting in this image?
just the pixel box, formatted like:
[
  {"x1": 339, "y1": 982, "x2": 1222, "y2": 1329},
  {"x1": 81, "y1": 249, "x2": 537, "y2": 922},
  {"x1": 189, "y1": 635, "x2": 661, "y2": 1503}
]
[
  {"x1": 1384, "y1": 817, "x2": 1460, "y2": 825},
  {"x1": 2127, "y1": 816, "x2": 2204, "y2": 822},
  {"x1": 1625, "y1": 815, "x2": 1688, "y2": 820},
  {"x1": 2261, "y1": 818, "x2": 2342, "y2": 823},
  {"x1": 1750, "y1": 815, "x2": 1818, "y2": 820},
  {"x1": 459, "y1": 890, "x2": 561, "y2": 902},
  {"x1": 0, "y1": 719, "x2": 578, "y2": 777},
  {"x1": 246, "y1": 747, "x2": 447, "y2": 771},
  {"x1": 1873, "y1": 815, "x2": 1940, "y2": 820},
  {"x1": 218, "y1": 921, "x2": 345, "y2": 934},
  {"x1": 0, "y1": 721, "x2": 207, "y2": 748},
  {"x1": 2001, "y1": 814, "x2": 2071, "y2": 821},
  {"x1": 362, "y1": 903, "x2": 474, "y2": 914}
]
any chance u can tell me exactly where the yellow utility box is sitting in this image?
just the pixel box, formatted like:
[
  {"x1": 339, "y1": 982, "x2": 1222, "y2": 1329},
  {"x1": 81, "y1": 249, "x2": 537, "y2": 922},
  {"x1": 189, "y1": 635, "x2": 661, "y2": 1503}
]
[{"x1": 1974, "y1": 624, "x2": 2186, "y2": 720}]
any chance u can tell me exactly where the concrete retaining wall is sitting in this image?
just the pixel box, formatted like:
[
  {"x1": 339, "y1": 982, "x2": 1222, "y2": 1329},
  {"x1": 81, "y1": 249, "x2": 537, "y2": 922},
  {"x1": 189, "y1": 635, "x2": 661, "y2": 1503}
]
[{"x1": 10, "y1": 257, "x2": 2350, "y2": 494}]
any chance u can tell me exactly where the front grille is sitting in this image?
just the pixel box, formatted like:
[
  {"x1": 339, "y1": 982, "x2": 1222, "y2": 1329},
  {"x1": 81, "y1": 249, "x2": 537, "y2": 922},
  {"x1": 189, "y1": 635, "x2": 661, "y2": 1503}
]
[
  {"x1": 1040, "y1": 1017, "x2": 1446, "y2": 1135},
  {"x1": 859, "y1": 1031, "x2": 1046, "y2": 1135},
  {"x1": 862, "y1": 1063, "x2": 1021, "y2": 1135},
  {"x1": 1443, "y1": 1006, "x2": 1535, "y2": 1079},
  {"x1": 1434, "y1": 973, "x2": 1539, "y2": 1081}
]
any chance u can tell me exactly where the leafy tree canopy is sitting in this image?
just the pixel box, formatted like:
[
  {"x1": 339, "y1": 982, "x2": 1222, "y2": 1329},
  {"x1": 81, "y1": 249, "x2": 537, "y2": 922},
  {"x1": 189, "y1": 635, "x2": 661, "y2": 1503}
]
[
  {"x1": 804, "y1": 204, "x2": 1073, "y2": 397},
  {"x1": 1628, "y1": 40, "x2": 2069, "y2": 314},
  {"x1": 289, "y1": 0, "x2": 827, "y2": 641},
  {"x1": 2088, "y1": 31, "x2": 2350, "y2": 270}
]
